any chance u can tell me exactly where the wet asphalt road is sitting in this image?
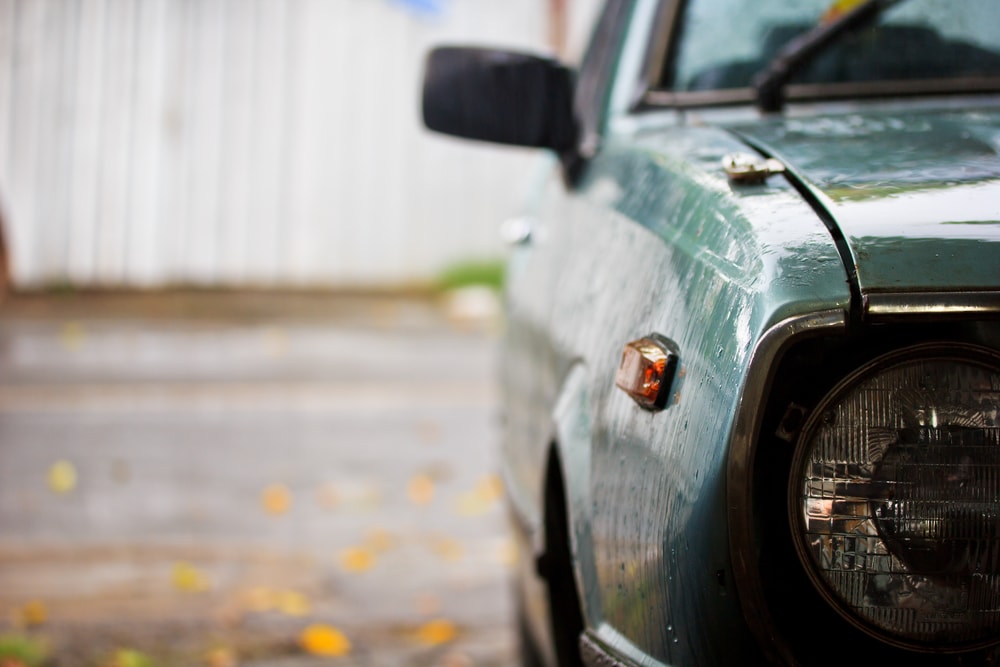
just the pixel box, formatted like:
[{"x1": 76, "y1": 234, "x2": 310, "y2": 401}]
[{"x1": 0, "y1": 292, "x2": 513, "y2": 666}]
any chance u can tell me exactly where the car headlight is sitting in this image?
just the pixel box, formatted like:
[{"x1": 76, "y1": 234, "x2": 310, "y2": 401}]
[{"x1": 790, "y1": 343, "x2": 1000, "y2": 650}]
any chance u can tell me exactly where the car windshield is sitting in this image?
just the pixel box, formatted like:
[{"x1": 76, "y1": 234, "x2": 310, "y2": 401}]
[{"x1": 666, "y1": 0, "x2": 1000, "y2": 93}]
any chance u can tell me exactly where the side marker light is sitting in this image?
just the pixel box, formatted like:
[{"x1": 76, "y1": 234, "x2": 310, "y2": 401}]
[{"x1": 615, "y1": 334, "x2": 679, "y2": 411}]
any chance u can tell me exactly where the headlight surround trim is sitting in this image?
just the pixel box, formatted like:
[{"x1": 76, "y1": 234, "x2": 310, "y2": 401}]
[{"x1": 789, "y1": 342, "x2": 1000, "y2": 652}]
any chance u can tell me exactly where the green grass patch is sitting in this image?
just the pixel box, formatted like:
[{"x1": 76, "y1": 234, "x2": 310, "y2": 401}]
[
  {"x1": 107, "y1": 648, "x2": 155, "y2": 667},
  {"x1": 0, "y1": 634, "x2": 48, "y2": 667},
  {"x1": 435, "y1": 260, "x2": 505, "y2": 292}
]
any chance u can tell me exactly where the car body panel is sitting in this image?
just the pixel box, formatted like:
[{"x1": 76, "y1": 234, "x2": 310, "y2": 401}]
[
  {"x1": 428, "y1": 2, "x2": 1000, "y2": 664},
  {"x1": 501, "y1": 116, "x2": 852, "y2": 666},
  {"x1": 730, "y1": 106, "x2": 1000, "y2": 293}
]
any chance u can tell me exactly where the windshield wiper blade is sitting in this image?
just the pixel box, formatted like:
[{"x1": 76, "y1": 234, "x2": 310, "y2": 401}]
[{"x1": 753, "y1": 0, "x2": 902, "y2": 112}]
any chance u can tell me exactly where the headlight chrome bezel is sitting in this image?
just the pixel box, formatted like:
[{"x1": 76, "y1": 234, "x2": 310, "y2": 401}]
[{"x1": 788, "y1": 342, "x2": 1000, "y2": 652}]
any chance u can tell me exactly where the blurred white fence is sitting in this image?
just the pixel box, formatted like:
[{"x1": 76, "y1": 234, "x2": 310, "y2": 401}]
[{"x1": 0, "y1": 0, "x2": 597, "y2": 289}]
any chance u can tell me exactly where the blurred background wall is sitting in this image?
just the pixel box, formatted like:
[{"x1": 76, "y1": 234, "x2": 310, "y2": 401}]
[{"x1": 0, "y1": 0, "x2": 602, "y2": 290}]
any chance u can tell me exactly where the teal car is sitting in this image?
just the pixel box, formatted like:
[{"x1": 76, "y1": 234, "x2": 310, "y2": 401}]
[{"x1": 422, "y1": 1, "x2": 1000, "y2": 665}]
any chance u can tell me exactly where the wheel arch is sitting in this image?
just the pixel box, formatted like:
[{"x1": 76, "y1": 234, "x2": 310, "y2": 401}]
[{"x1": 549, "y1": 363, "x2": 602, "y2": 629}]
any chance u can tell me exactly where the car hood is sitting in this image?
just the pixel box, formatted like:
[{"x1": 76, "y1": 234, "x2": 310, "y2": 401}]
[{"x1": 728, "y1": 107, "x2": 1000, "y2": 295}]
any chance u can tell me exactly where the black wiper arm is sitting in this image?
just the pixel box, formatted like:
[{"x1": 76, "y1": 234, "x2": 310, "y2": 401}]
[{"x1": 753, "y1": 0, "x2": 902, "y2": 112}]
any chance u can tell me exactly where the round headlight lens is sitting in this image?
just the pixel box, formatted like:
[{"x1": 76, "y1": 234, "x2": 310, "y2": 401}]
[{"x1": 791, "y1": 344, "x2": 1000, "y2": 649}]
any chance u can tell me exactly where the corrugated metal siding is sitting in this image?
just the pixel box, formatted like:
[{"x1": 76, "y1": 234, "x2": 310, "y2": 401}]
[{"x1": 0, "y1": 0, "x2": 564, "y2": 288}]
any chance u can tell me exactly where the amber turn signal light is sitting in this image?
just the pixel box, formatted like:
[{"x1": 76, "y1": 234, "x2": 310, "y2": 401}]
[{"x1": 614, "y1": 334, "x2": 679, "y2": 411}]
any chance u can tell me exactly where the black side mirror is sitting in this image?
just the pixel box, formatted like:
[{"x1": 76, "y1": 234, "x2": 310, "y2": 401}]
[{"x1": 422, "y1": 47, "x2": 577, "y2": 152}]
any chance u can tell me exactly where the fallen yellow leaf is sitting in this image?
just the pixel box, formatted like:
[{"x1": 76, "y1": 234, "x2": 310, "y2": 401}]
[
  {"x1": 340, "y1": 546, "x2": 376, "y2": 573},
  {"x1": 453, "y1": 492, "x2": 490, "y2": 517},
  {"x1": 204, "y1": 646, "x2": 237, "y2": 667},
  {"x1": 276, "y1": 589, "x2": 311, "y2": 617},
  {"x1": 415, "y1": 619, "x2": 458, "y2": 646},
  {"x1": 822, "y1": 0, "x2": 866, "y2": 23},
  {"x1": 20, "y1": 600, "x2": 48, "y2": 627},
  {"x1": 431, "y1": 538, "x2": 464, "y2": 562},
  {"x1": 106, "y1": 648, "x2": 153, "y2": 667},
  {"x1": 454, "y1": 474, "x2": 504, "y2": 516},
  {"x1": 173, "y1": 562, "x2": 211, "y2": 593},
  {"x1": 299, "y1": 624, "x2": 351, "y2": 657},
  {"x1": 475, "y1": 474, "x2": 504, "y2": 503},
  {"x1": 59, "y1": 322, "x2": 86, "y2": 351},
  {"x1": 365, "y1": 528, "x2": 396, "y2": 554},
  {"x1": 407, "y1": 474, "x2": 435, "y2": 506},
  {"x1": 261, "y1": 483, "x2": 292, "y2": 515},
  {"x1": 497, "y1": 538, "x2": 519, "y2": 567},
  {"x1": 47, "y1": 460, "x2": 77, "y2": 495}
]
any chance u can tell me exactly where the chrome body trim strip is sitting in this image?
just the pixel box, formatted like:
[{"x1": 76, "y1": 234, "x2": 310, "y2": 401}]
[
  {"x1": 726, "y1": 309, "x2": 847, "y2": 667},
  {"x1": 641, "y1": 77, "x2": 1000, "y2": 110},
  {"x1": 864, "y1": 291, "x2": 1000, "y2": 321},
  {"x1": 632, "y1": 0, "x2": 682, "y2": 108},
  {"x1": 580, "y1": 630, "x2": 643, "y2": 667},
  {"x1": 727, "y1": 297, "x2": 1000, "y2": 663}
]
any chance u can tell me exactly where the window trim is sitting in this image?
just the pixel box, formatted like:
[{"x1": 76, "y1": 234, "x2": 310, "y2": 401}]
[
  {"x1": 633, "y1": 0, "x2": 684, "y2": 106},
  {"x1": 573, "y1": 0, "x2": 639, "y2": 158},
  {"x1": 631, "y1": 0, "x2": 1000, "y2": 112},
  {"x1": 642, "y1": 76, "x2": 1000, "y2": 109}
]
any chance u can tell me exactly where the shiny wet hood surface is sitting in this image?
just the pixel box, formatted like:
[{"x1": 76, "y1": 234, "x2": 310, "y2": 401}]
[{"x1": 728, "y1": 106, "x2": 1000, "y2": 293}]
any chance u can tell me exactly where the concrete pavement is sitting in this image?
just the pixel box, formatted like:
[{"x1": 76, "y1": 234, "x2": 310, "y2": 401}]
[{"x1": 0, "y1": 291, "x2": 513, "y2": 666}]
